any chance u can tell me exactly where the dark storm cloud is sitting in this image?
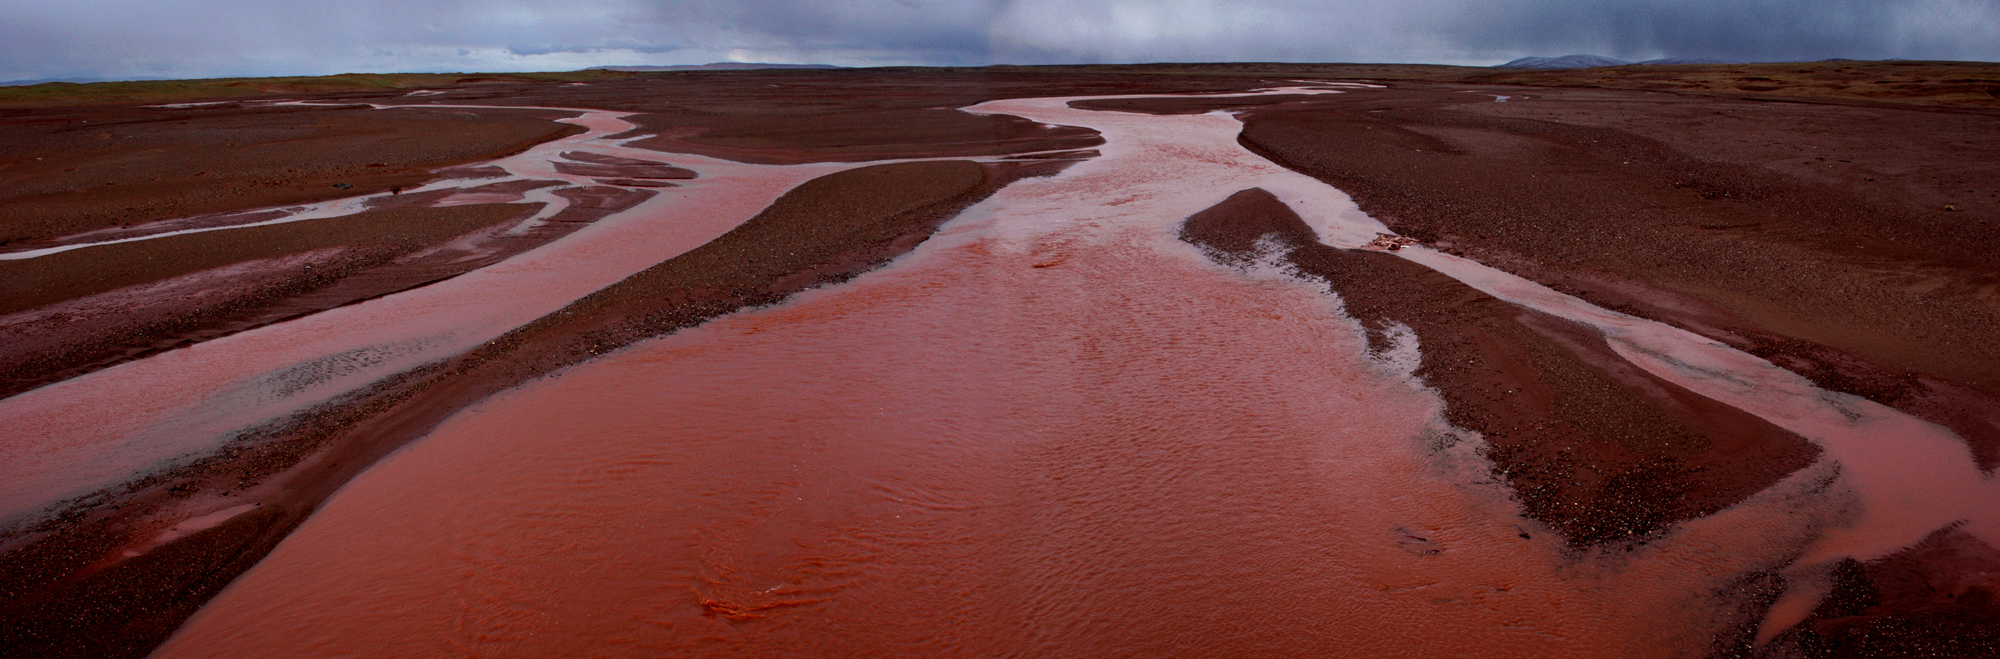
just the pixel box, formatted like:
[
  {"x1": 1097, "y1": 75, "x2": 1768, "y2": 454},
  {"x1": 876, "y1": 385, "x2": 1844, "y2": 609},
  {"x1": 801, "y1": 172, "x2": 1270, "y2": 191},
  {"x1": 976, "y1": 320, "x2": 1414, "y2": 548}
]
[
  {"x1": 1, "y1": 0, "x2": 1994, "y2": 82},
  {"x1": 1443, "y1": 0, "x2": 2000, "y2": 62},
  {"x1": 634, "y1": 0, "x2": 1006, "y2": 64}
]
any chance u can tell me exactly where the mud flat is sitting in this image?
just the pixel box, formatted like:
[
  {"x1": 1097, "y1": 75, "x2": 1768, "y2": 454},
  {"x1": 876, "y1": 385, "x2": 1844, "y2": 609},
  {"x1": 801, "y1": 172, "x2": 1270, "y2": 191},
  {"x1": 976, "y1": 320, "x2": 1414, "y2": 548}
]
[
  {"x1": 0, "y1": 77, "x2": 1232, "y2": 659},
  {"x1": 0, "y1": 103, "x2": 582, "y2": 245},
  {"x1": 1093, "y1": 79, "x2": 2000, "y2": 656},
  {"x1": 1180, "y1": 188, "x2": 1821, "y2": 546},
  {"x1": 141, "y1": 81, "x2": 2000, "y2": 658},
  {"x1": 1, "y1": 65, "x2": 1996, "y2": 658},
  {"x1": 0, "y1": 105, "x2": 702, "y2": 398},
  {"x1": 0, "y1": 203, "x2": 545, "y2": 398},
  {"x1": 0, "y1": 149, "x2": 1072, "y2": 658},
  {"x1": 1226, "y1": 85, "x2": 2000, "y2": 467},
  {"x1": 155, "y1": 87, "x2": 1785, "y2": 658}
]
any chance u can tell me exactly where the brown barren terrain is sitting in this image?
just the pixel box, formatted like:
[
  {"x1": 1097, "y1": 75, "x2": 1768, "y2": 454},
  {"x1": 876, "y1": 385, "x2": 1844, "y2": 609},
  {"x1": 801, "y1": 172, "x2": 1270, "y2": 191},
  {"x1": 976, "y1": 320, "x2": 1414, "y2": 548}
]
[
  {"x1": 1230, "y1": 85, "x2": 2000, "y2": 470},
  {"x1": 0, "y1": 104, "x2": 581, "y2": 245},
  {"x1": 0, "y1": 202, "x2": 548, "y2": 398},
  {"x1": 1182, "y1": 188, "x2": 1821, "y2": 547},
  {"x1": 0, "y1": 156, "x2": 1069, "y2": 659},
  {"x1": 0, "y1": 62, "x2": 1995, "y2": 658},
  {"x1": 1464, "y1": 60, "x2": 2000, "y2": 109}
]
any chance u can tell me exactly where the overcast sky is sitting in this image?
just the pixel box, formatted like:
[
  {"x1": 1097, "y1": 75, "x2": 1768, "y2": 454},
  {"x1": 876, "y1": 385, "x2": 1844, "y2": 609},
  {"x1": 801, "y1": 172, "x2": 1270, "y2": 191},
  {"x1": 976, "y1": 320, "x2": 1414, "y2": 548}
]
[{"x1": 5, "y1": 0, "x2": 1997, "y2": 82}]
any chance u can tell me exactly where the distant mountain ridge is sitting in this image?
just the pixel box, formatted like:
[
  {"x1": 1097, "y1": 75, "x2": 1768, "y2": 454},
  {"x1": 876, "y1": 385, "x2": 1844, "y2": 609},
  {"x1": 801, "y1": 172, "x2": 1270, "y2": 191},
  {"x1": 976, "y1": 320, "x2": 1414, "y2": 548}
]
[
  {"x1": 589, "y1": 63, "x2": 842, "y2": 72},
  {"x1": 0, "y1": 75, "x2": 170, "y2": 87},
  {"x1": 1497, "y1": 55, "x2": 1735, "y2": 69}
]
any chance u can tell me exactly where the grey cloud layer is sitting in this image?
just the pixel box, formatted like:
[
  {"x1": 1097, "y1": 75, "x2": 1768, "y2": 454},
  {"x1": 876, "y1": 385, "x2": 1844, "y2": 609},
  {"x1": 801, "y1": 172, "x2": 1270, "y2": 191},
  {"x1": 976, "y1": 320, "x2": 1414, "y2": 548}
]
[
  {"x1": 1448, "y1": 0, "x2": 2000, "y2": 63},
  {"x1": 4, "y1": 0, "x2": 1995, "y2": 81}
]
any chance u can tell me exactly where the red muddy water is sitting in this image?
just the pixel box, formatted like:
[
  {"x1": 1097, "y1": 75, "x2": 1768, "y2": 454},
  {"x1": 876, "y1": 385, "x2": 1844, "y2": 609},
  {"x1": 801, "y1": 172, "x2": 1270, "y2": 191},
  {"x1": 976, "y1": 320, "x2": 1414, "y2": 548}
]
[
  {"x1": 0, "y1": 106, "x2": 853, "y2": 524},
  {"x1": 155, "y1": 223, "x2": 1772, "y2": 658},
  {"x1": 147, "y1": 86, "x2": 1994, "y2": 656}
]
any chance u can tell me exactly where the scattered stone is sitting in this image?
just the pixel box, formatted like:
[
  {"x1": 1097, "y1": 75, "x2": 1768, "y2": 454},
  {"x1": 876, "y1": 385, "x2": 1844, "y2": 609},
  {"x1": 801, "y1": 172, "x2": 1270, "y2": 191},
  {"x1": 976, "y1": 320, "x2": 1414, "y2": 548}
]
[{"x1": 1364, "y1": 233, "x2": 1420, "y2": 251}]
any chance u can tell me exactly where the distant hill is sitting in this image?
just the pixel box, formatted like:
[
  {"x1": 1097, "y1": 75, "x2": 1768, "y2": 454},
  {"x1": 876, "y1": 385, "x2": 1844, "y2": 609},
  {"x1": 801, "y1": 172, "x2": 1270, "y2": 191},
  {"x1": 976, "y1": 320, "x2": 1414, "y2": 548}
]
[
  {"x1": 1497, "y1": 55, "x2": 1739, "y2": 70},
  {"x1": 1635, "y1": 57, "x2": 1735, "y2": 66},
  {"x1": 0, "y1": 75, "x2": 169, "y2": 87},
  {"x1": 589, "y1": 63, "x2": 843, "y2": 72},
  {"x1": 1498, "y1": 55, "x2": 1631, "y2": 69}
]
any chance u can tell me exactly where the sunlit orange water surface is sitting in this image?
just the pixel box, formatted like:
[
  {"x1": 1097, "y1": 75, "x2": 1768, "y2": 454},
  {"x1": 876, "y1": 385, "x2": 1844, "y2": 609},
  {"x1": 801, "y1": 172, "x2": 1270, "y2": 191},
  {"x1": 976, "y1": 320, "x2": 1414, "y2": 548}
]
[{"x1": 149, "y1": 88, "x2": 1995, "y2": 657}]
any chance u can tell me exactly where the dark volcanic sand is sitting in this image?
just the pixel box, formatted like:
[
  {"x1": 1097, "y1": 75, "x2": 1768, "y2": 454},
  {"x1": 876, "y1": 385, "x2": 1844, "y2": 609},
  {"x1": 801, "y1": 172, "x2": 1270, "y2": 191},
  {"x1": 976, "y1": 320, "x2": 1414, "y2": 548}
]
[{"x1": 0, "y1": 158, "x2": 1068, "y2": 659}]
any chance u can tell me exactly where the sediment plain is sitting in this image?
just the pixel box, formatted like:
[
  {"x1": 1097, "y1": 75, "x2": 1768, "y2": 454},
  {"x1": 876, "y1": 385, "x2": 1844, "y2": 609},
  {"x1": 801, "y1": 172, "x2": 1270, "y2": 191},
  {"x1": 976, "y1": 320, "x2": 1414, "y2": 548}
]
[{"x1": 0, "y1": 63, "x2": 1995, "y2": 658}]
